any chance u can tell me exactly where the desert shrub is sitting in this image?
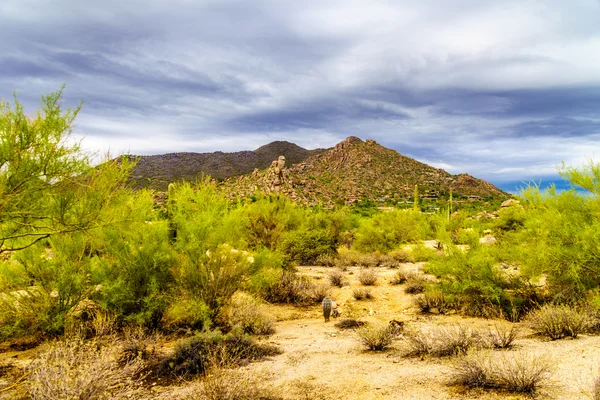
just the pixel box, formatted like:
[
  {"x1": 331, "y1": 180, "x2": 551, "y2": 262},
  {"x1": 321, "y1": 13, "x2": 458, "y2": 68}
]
[
  {"x1": 26, "y1": 339, "x2": 144, "y2": 400},
  {"x1": 352, "y1": 287, "x2": 373, "y2": 300},
  {"x1": 404, "y1": 275, "x2": 426, "y2": 294},
  {"x1": 336, "y1": 246, "x2": 358, "y2": 268},
  {"x1": 176, "y1": 244, "x2": 254, "y2": 317},
  {"x1": 425, "y1": 246, "x2": 541, "y2": 320},
  {"x1": 526, "y1": 304, "x2": 588, "y2": 340},
  {"x1": 218, "y1": 292, "x2": 275, "y2": 335},
  {"x1": 334, "y1": 319, "x2": 366, "y2": 330},
  {"x1": 279, "y1": 229, "x2": 335, "y2": 265},
  {"x1": 310, "y1": 283, "x2": 331, "y2": 303},
  {"x1": 404, "y1": 326, "x2": 479, "y2": 357},
  {"x1": 481, "y1": 323, "x2": 521, "y2": 349},
  {"x1": 358, "y1": 269, "x2": 378, "y2": 286},
  {"x1": 452, "y1": 351, "x2": 552, "y2": 394},
  {"x1": 453, "y1": 228, "x2": 480, "y2": 249},
  {"x1": 195, "y1": 367, "x2": 283, "y2": 400},
  {"x1": 355, "y1": 252, "x2": 381, "y2": 268},
  {"x1": 414, "y1": 289, "x2": 452, "y2": 314},
  {"x1": 162, "y1": 297, "x2": 212, "y2": 331},
  {"x1": 353, "y1": 210, "x2": 428, "y2": 253},
  {"x1": 410, "y1": 243, "x2": 439, "y2": 262},
  {"x1": 0, "y1": 287, "x2": 60, "y2": 340},
  {"x1": 356, "y1": 323, "x2": 395, "y2": 351},
  {"x1": 159, "y1": 328, "x2": 282, "y2": 378},
  {"x1": 263, "y1": 271, "x2": 313, "y2": 305},
  {"x1": 389, "y1": 268, "x2": 414, "y2": 285},
  {"x1": 249, "y1": 248, "x2": 285, "y2": 273},
  {"x1": 119, "y1": 327, "x2": 161, "y2": 365},
  {"x1": 387, "y1": 249, "x2": 415, "y2": 264},
  {"x1": 328, "y1": 269, "x2": 347, "y2": 288},
  {"x1": 315, "y1": 253, "x2": 336, "y2": 267}
]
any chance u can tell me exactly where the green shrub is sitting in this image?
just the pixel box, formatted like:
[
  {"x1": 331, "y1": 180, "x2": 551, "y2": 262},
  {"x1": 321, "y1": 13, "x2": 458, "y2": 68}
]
[
  {"x1": 279, "y1": 229, "x2": 335, "y2": 265},
  {"x1": 356, "y1": 323, "x2": 395, "y2": 351},
  {"x1": 263, "y1": 271, "x2": 314, "y2": 305},
  {"x1": 526, "y1": 304, "x2": 589, "y2": 340},
  {"x1": 162, "y1": 297, "x2": 211, "y2": 331},
  {"x1": 354, "y1": 210, "x2": 428, "y2": 253}
]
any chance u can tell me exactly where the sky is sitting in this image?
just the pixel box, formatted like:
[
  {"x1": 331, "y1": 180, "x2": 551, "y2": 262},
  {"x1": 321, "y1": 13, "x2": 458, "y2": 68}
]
[{"x1": 1, "y1": 0, "x2": 600, "y2": 191}]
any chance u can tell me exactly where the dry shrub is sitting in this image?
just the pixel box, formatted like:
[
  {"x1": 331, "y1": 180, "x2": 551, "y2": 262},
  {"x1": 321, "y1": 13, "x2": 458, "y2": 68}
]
[
  {"x1": 310, "y1": 283, "x2": 331, "y2": 304},
  {"x1": 264, "y1": 272, "x2": 313, "y2": 305},
  {"x1": 481, "y1": 323, "x2": 521, "y2": 349},
  {"x1": 404, "y1": 275, "x2": 426, "y2": 294},
  {"x1": 414, "y1": 290, "x2": 450, "y2": 314},
  {"x1": 314, "y1": 254, "x2": 336, "y2": 267},
  {"x1": 356, "y1": 322, "x2": 395, "y2": 351},
  {"x1": 358, "y1": 269, "x2": 378, "y2": 286},
  {"x1": 119, "y1": 327, "x2": 161, "y2": 364},
  {"x1": 26, "y1": 339, "x2": 144, "y2": 400},
  {"x1": 64, "y1": 300, "x2": 116, "y2": 339},
  {"x1": 352, "y1": 287, "x2": 373, "y2": 300},
  {"x1": 219, "y1": 292, "x2": 275, "y2": 335},
  {"x1": 526, "y1": 304, "x2": 588, "y2": 340},
  {"x1": 334, "y1": 319, "x2": 366, "y2": 330},
  {"x1": 327, "y1": 269, "x2": 346, "y2": 287},
  {"x1": 355, "y1": 253, "x2": 379, "y2": 268},
  {"x1": 452, "y1": 351, "x2": 552, "y2": 394},
  {"x1": 389, "y1": 269, "x2": 414, "y2": 285},
  {"x1": 404, "y1": 326, "x2": 478, "y2": 357}
]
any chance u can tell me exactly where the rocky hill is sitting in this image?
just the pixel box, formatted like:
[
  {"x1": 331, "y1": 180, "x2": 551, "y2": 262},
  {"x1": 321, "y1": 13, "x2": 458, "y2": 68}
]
[
  {"x1": 223, "y1": 136, "x2": 507, "y2": 206},
  {"x1": 127, "y1": 141, "x2": 325, "y2": 190}
]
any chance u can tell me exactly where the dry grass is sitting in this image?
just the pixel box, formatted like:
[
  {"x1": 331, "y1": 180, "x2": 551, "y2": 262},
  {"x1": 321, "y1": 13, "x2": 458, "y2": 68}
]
[
  {"x1": 26, "y1": 338, "x2": 144, "y2": 400},
  {"x1": 356, "y1": 322, "x2": 395, "y2": 351},
  {"x1": 452, "y1": 351, "x2": 553, "y2": 394},
  {"x1": 526, "y1": 304, "x2": 588, "y2": 340},
  {"x1": 403, "y1": 326, "x2": 479, "y2": 357},
  {"x1": 358, "y1": 269, "x2": 378, "y2": 286},
  {"x1": 327, "y1": 269, "x2": 346, "y2": 287},
  {"x1": 352, "y1": 287, "x2": 373, "y2": 300},
  {"x1": 389, "y1": 269, "x2": 413, "y2": 285},
  {"x1": 310, "y1": 283, "x2": 331, "y2": 304},
  {"x1": 404, "y1": 275, "x2": 426, "y2": 294}
]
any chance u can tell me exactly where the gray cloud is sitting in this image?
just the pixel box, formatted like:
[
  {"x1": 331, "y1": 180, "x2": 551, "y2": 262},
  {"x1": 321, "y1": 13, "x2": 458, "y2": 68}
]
[{"x1": 1, "y1": 0, "x2": 600, "y2": 186}]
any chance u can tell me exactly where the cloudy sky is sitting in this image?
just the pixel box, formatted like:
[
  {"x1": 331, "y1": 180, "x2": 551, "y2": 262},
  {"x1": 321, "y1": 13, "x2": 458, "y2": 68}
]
[{"x1": 2, "y1": 0, "x2": 600, "y2": 190}]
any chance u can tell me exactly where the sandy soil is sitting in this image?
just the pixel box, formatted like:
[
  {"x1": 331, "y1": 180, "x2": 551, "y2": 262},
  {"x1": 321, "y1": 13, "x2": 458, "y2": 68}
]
[{"x1": 2, "y1": 265, "x2": 600, "y2": 399}]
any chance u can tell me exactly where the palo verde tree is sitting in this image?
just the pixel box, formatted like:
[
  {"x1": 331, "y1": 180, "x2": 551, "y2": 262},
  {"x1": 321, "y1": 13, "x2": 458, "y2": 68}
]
[{"x1": 0, "y1": 87, "x2": 131, "y2": 254}]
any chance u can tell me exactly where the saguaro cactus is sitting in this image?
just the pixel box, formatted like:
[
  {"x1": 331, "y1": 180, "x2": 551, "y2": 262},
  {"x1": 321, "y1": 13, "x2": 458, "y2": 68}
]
[{"x1": 322, "y1": 298, "x2": 333, "y2": 322}]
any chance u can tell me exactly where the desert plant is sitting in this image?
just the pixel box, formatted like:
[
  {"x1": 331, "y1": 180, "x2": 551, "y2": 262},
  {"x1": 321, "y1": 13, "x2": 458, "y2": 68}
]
[
  {"x1": 414, "y1": 289, "x2": 451, "y2": 314},
  {"x1": 358, "y1": 269, "x2": 378, "y2": 286},
  {"x1": 404, "y1": 275, "x2": 426, "y2": 294},
  {"x1": 280, "y1": 229, "x2": 335, "y2": 265},
  {"x1": 26, "y1": 339, "x2": 144, "y2": 400},
  {"x1": 334, "y1": 319, "x2": 366, "y2": 330},
  {"x1": 328, "y1": 269, "x2": 346, "y2": 287},
  {"x1": 526, "y1": 304, "x2": 588, "y2": 340},
  {"x1": 389, "y1": 269, "x2": 414, "y2": 285},
  {"x1": 452, "y1": 351, "x2": 552, "y2": 394},
  {"x1": 356, "y1": 322, "x2": 395, "y2": 351},
  {"x1": 219, "y1": 292, "x2": 275, "y2": 335},
  {"x1": 198, "y1": 367, "x2": 283, "y2": 400},
  {"x1": 404, "y1": 326, "x2": 479, "y2": 357},
  {"x1": 352, "y1": 287, "x2": 373, "y2": 300},
  {"x1": 315, "y1": 253, "x2": 336, "y2": 267},
  {"x1": 481, "y1": 323, "x2": 521, "y2": 349},
  {"x1": 263, "y1": 271, "x2": 314, "y2": 305},
  {"x1": 310, "y1": 283, "x2": 331, "y2": 303},
  {"x1": 159, "y1": 328, "x2": 281, "y2": 378},
  {"x1": 387, "y1": 249, "x2": 415, "y2": 264}
]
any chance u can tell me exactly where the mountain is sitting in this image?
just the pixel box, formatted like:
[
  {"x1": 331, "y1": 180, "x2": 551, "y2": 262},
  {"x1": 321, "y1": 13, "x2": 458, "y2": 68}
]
[
  {"x1": 222, "y1": 136, "x2": 507, "y2": 206},
  {"x1": 126, "y1": 141, "x2": 325, "y2": 190}
]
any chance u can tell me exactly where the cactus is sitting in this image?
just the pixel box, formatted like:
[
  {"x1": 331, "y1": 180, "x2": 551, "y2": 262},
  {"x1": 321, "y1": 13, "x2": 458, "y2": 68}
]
[{"x1": 322, "y1": 298, "x2": 333, "y2": 322}]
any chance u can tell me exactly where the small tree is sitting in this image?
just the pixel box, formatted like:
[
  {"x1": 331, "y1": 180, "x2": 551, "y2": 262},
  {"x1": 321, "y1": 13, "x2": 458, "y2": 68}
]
[{"x1": 0, "y1": 87, "x2": 130, "y2": 254}]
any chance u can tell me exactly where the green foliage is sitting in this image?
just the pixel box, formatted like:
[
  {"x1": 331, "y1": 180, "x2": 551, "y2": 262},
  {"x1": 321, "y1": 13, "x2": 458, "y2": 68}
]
[
  {"x1": 0, "y1": 88, "x2": 132, "y2": 253},
  {"x1": 354, "y1": 210, "x2": 428, "y2": 253},
  {"x1": 279, "y1": 228, "x2": 335, "y2": 265}
]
